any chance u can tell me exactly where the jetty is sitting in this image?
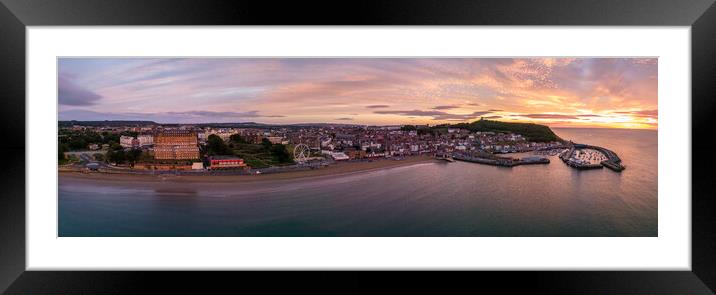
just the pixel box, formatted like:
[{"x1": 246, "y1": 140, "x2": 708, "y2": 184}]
[{"x1": 453, "y1": 152, "x2": 549, "y2": 167}]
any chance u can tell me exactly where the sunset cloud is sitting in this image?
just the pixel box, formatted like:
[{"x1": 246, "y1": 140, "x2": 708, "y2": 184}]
[
  {"x1": 432, "y1": 105, "x2": 461, "y2": 110},
  {"x1": 520, "y1": 113, "x2": 580, "y2": 120},
  {"x1": 614, "y1": 109, "x2": 658, "y2": 117},
  {"x1": 58, "y1": 109, "x2": 284, "y2": 123},
  {"x1": 374, "y1": 110, "x2": 492, "y2": 121},
  {"x1": 58, "y1": 58, "x2": 657, "y2": 128}
]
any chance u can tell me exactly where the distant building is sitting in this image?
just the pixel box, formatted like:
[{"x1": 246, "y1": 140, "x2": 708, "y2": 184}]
[
  {"x1": 248, "y1": 135, "x2": 264, "y2": 144},
  {"x1": 119, "y1": 135, "x2": 134, "y2": 148},
  {"x1": 154, "y1": 130, "x2": 200, "y2": 160},
  {"x1": 88, "y1": 143, "x2": 99, "y2": 150},
  {"x1": 209, "y1": 156, "x2": 248, "y2": 170},
  {"x1": 266, "y1": 136, "x2": 283, "y2": 144}
]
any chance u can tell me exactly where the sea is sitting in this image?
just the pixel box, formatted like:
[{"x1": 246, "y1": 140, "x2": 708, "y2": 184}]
[{"x1": 58, "y1": 128, "x2": 658, "y2": 237}]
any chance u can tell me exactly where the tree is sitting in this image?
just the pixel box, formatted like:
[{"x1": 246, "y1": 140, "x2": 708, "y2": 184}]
[
  {"x1": 229, "y1": 134, "x2": 246, "y2": 144},
  {"x1": 270, "y1": 144, "x2": 293, "y2": 163},
  {"x1": 400, "y1": 125, "x2": 417, "y2": 131},
  {"x1": 261, "y1": 138, "x2": 272, "y2": 150},
  {"x1": 417, "y1": 127, "x2": 432, "y2": 136},
  {"x1": 68, "y1": 137, "x2": 87, "y2": 150},
  {"x1": 120, "y1": 131, "x2": 139, "y2": 138},
  {"x1": 125, "y1": 149, "x2": 143, "y2": 166},
  {"x1": 102, "y1": 132, "x2": 120, "y2": 144},
  {"x1": 107, "y1": 149, "x2": 126, "y2": 164},
  {"x1": 207, "y1": 134, "x2": 231, "y2": 156},
  {"x1": 59, "y1": 144, "x2": 69, "y2": 161}
]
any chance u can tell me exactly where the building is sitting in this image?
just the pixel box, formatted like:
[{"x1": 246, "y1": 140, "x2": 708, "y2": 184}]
[
  {"x1": 328, "y1": 152, "x2": 350, "y2": 161},
  {"x1": 266, "y1": 136, "x2": 283, "y2": 144},
  {"x1": 154, "y1": 130, "x2": 200, "y2": 160},
  {"x1": 137, "y1": 134, "x2": 154, "y2": 146},
  {"x1": 119, "y1": 135, "x2": 134, "y2": 148},
  {"x1": 209, "y1": 156, "x2": 248, "y2": 170},
  {"x1": 197, "y1": 131, "x2": 207, "y2": 143},
  {"x1": 345, "y1": 149, "x2": 367, "y2": 159}
]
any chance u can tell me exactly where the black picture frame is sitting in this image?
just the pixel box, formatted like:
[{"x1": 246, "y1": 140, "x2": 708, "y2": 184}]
[{"x1": 1, "y1": 0, "x2": 715, "y2": 293}]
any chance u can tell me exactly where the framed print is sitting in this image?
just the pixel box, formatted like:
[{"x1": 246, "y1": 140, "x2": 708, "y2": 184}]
[{"x1": 1, "y1": 0, "x2": 716, "y2": 293}]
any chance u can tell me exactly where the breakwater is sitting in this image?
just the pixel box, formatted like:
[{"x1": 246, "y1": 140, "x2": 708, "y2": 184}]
[
  {"x1": 453, "y1": 153, "x2": 549, "y2": 167},
  {"x1": 560, "y1": 143, "x2": 626, "y2": 172}
]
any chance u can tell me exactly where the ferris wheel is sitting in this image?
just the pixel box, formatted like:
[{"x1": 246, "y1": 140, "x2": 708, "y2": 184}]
[{"x1": 293, "y1": 143, "x2": 310, "y2": 163}]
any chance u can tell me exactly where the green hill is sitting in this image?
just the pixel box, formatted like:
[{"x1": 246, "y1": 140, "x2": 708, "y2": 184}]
[{"x1": 450, "y1": 119, "x2": 562, "y2": 142}]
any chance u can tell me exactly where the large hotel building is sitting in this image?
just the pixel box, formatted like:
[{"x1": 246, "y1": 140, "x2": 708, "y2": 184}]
[{"x1": 154, "y1": 130, "x2": 200, "y2": 160}]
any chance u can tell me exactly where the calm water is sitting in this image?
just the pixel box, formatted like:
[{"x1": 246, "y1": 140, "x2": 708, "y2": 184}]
[{"x1": 59, "y1": 128, "x2": 657, "y2": 237}]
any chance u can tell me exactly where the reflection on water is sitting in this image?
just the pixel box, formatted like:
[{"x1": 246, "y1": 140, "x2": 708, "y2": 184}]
[{"x1": 59, "y1": 128, "x2": 657, "y2": 237}]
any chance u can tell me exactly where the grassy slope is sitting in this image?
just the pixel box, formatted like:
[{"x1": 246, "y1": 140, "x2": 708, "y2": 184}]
[{"x1": 450, "y1": 119, "x2": 562, "y2": 142}]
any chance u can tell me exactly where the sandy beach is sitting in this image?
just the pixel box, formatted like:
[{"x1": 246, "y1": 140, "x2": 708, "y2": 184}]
[{"x1": 59, "y1": 155, "x2": 438, "y2": 184}]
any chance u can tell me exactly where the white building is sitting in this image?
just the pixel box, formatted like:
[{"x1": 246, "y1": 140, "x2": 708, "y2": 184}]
[
  {"x1": 329, "y1": 152, "x2": 350, "y2": 161},
  {"x1": 119, "y1": 135, "x2": 134, "y2": 148},
  {"x1": 137, "y1": 134, "x2": 154, "y2": 146},
  {"x1": 320, "y1": 137, "x2": 332, "y2": 147},
  {"x1": 197, "y1": 131, "x2": 207, "y2": 143}
]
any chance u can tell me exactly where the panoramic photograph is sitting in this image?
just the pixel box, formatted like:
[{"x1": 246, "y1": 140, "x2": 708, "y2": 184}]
[{"x1": 57, "y1": 57, "x2": 658, "y2": 237}]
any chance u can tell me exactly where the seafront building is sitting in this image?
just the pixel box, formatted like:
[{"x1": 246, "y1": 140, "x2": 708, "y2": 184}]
[
  {"x1": 154, "y1": 130, "x2": 200, "y2": 160},
  {"x1": 209, "y1": 156, "x2": 248, "y2": 170}
]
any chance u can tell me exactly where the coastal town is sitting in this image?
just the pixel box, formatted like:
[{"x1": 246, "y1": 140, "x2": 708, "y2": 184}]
[
  {"x1": 54, "y1": 58, "x2": 653, "y2": 240},
  {"x1": 58, "y1": 118, "x2": 625, "y2": 176}
]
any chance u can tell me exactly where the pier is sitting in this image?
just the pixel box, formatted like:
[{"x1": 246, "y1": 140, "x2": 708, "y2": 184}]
[{"x1": 452, "y1": 152, "x2": 549, "y2": 167}]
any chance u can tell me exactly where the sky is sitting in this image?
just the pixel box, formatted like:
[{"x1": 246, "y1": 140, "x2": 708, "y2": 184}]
[{"x1": 58, "y1": 58, "x2": 658, "y2": 129}]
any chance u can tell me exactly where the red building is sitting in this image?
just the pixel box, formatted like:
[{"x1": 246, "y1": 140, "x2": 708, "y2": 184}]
[
  {"x1": 209, "y1": 156, "x2": 248, "y2": 170},
  {"x1": 154, "y1": 130, "x2": 200, "y2": 160}
]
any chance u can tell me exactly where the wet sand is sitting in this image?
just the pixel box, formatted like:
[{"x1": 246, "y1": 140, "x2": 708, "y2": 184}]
[{"x1": 59, "y1": 155, "x2": 438, "y2": 184}]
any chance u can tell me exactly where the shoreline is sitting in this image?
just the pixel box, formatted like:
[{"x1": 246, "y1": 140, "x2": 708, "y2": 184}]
[{"x1": 59, "y1": 155, "x2": 438, "y2": 184}]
